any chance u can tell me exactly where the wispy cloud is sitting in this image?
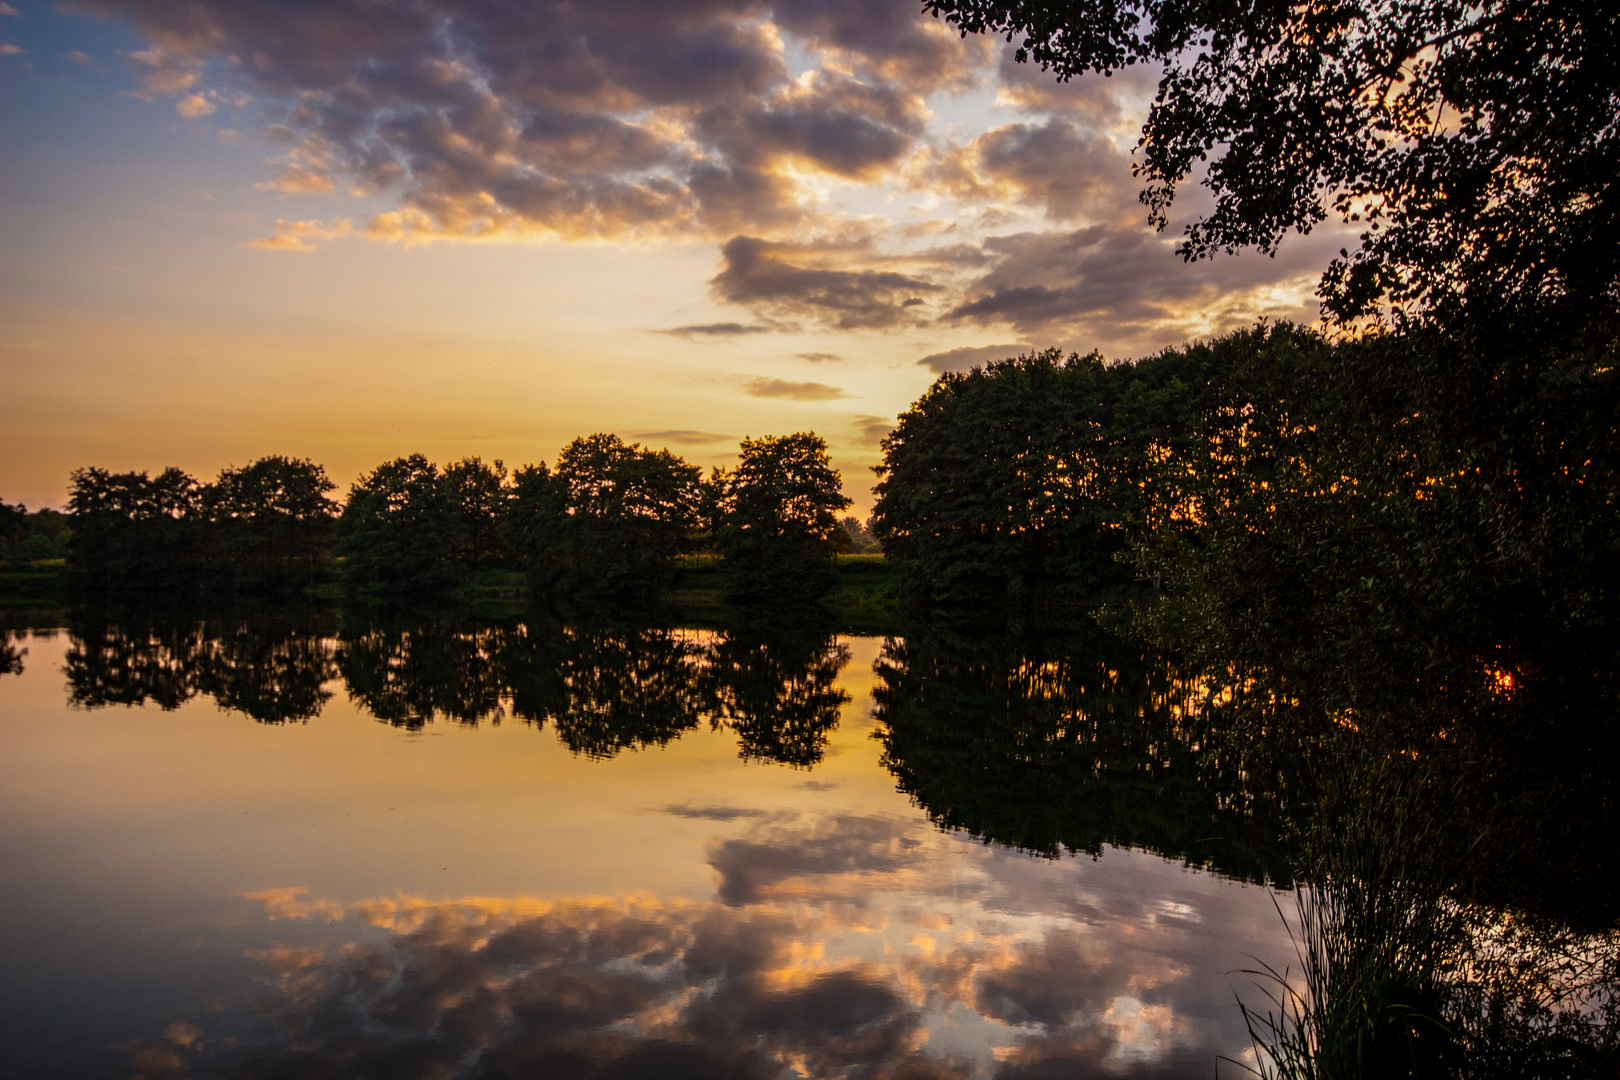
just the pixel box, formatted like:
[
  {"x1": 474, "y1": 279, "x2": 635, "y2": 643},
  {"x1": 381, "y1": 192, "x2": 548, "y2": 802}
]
[
  {"x1": 657, "y1": 322, "x2": 772, "y2": 338},
  {"x1": 634, "y1": 430, "x2": 734, "y2": 445},
  {"x1": 244, "y1": 217, "x2": 353, "y2": 252},
  {"x1": 744, "y1": 377, "x2": 850, "y2": 401}
]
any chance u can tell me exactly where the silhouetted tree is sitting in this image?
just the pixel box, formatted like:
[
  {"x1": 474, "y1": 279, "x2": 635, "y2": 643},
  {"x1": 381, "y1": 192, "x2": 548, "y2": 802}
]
[
  {"x1": 444, "y1": 456, "x2": 510, "y2": 568},
  {"x1": 872, "y1": 346, "x2": 1213, "y2": 604},
  {"x1": 0, "y1": 500, "x2": 24, "y2": 562},
  {"x1": 518, "y1": 434, "x2": 704, "y2": 597},
  {"x1": 924, "y1": 0, "x2": 1620, "y2": 341},
  {"x1": 67, "y1": 467, "x2": 203, "y2": 591},
  {"x1": 336, "y1": 455, "x2": 461, "y2": 594},
  {"x1": 715, "y1": 433, "x2": 851, "y2": 602},
  {"x1": 202, "y1": 456, "x2": 338, "y2": 590}
]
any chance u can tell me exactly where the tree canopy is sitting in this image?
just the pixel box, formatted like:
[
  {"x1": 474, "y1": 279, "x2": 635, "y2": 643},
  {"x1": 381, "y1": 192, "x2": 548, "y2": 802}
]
[
  {"x1": 924, "y1": 0, "x2": 1619, "y2": 335},
  {"x1": 714, "y1": 433, "x2": 852, "y2": 601}
]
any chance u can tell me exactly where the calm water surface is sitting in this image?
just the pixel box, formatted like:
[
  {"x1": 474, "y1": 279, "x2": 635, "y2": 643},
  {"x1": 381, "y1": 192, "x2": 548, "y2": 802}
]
[{"x1": 1, "y1": 619, "x2": 1291, "y2": 1079}]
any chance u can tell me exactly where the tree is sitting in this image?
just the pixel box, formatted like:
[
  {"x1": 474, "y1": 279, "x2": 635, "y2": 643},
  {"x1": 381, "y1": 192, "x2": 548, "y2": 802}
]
[
  {"x1": 522, "y1": 434, "x2": 705, "y2": 597},
  {"x1": 0, "y1": 500, "x2": 24, "y2": 563},
  {"x1": 873, "y1": 347, "x2": 1214, "y2": 603},
  {"x1": 66, "y1": 466, "x2": 203, "y2": 590},
  {"x1": 716, "y1": 433, "x2": 851, "y2": 601},
  {"x1": 444, "y1": 457, "x2": 510, "y2": 568},
  {"x1": 203, "y1": 456, "x2": 338, "y2": 588},
  {"x1": 336, "y1": 454, "x2": 461, "y2": 594},
  {"x1": 924, "y1": 0, "x2": 1620, "y2": 336}
]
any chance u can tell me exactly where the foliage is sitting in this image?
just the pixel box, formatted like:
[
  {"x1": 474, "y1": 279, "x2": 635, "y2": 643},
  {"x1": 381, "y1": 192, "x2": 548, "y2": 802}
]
[
  {"x1": 0, "y1": 501, "x2": 70, "y2": 564},
  {"x1": 1140, "y1": 325, "x2": 1620, "y2": 752},
  {"x1": 201, "y1": 456, "x2": 337, "y2": 588},
  {"x1": 872, "y1": 344, "x2": 1217, "y2": 604},
  {"x1": 924, "y1": 0, "x2": 1620, "y2": 337},
  {"x1": 515, "y1": 433, "x2": 706, "y2": 597},
  {"x1": 66, "y1": 466, "x2": 204, "y2": 591},
  {"x1": 444, "y1": 456, "x2": 510, "y2": 568},
  {"x1": 838, "y1": 515, "x2": 881, "y2": 553},
  {"x1": 715, "y1": 432, "x2": 852, "y2": 601},
  {"x1": 336, "y1": 454, "x2": 462, "y2": 595}
]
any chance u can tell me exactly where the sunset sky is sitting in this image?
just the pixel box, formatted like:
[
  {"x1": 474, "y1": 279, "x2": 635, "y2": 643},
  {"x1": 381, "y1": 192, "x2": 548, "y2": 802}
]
[{"x1": 0, "y1": 0, "x2": 1347, "y2": 512}]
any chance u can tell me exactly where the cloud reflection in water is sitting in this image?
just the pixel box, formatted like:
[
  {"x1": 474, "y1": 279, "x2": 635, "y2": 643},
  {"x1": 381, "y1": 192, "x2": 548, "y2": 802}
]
[{"x1": 140, "y1": 812, "x2": 1273, "y2": 1079}]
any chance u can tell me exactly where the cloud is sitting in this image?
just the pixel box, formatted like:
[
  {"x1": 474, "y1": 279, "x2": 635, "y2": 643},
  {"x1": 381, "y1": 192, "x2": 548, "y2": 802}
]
[
  {"x1": 852, "y1": 414, "x2": 894, "y2": 446},
  {"x1": 79, "y1": 0, "x2": 969, "y2": 244},
  {"x1": 60, "y1": 51, "x2": 93, "y2": 64},
  {"x1": 661, "y1": 803, "x2": 788, "y2": 821},
  {"x1": 77, "y1": 0, "x2": 1348, "y2": 354},
  {"x1": 634, "y1": 430, "x2": 734, "y2": 445},
  {"x1": 712, "y1": 236, "x2": 939, "y2": 330},
  {"x1": 0, "y1": 3, "x2": 18, "y2": 15},
  {"x1": 916, "y1": 343, "x2": 1026, "y2": 374},
  {"x1": 744, "y1": 377, "x2": 850, "y2": 402},
  {"x1": 796, "y1": 352, "x2": 842, "y2": 363},
  {"x1": 944, "y1": 223, "x2": 1333, "y2": 357},
  {"x1": 174, "y1": 91, "x2": 213, "y2": 118},
  {"x1": 0, "y1": 42, "x2": 19, "y2": 54},
  {"x1": 659, "y1": 322, "x2": 772, "y2": 338},
  {"x1": 244, "y1": 217, "x2": 354, "y2": 252},
  {"x1": 254, "y1": 163, "x2": 333, "y2": 195}
]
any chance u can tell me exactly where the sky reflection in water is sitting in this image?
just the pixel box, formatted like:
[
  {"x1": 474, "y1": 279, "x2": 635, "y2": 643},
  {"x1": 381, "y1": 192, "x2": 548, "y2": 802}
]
[{"x1": 0, "y1": 624, "x2": 1289, "y2": 1079}]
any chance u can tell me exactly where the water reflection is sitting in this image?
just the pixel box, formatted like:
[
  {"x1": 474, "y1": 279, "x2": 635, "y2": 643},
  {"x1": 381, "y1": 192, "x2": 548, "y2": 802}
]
[
  {"x1": 66, "y1": 611, "x2": 337, "y2": 722},
  {"x1": 130, "y1": 811, "x2": 1275, "y2": 1080},
  {"x1": 59, "y1": 609, "x2": 856, "y2": 769},
  {"x1": 12, "y1": 606, "x2": 1619, "y2": 1077},
  {"x1": 872, "y1": 620, "x2": 1293, "y2": 885}
]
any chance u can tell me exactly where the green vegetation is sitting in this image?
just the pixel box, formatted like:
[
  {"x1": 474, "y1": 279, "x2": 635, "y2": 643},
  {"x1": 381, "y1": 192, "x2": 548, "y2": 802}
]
[
  {"x1": 713, "y1": 432, "x2": 851, "y2": 602},
  {"x1": 0, "y1": 500, "x2": 70, "y2": 565}
]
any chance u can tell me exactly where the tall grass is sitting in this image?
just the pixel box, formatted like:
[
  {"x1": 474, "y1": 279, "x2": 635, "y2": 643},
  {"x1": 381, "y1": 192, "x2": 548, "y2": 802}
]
[
  {"x1": 1230, "y1": 753, "x2": 1620, "y2": 1079},
  {"x1": 1231, "y1": 756, "x2": 1465, "y2": 1079}
]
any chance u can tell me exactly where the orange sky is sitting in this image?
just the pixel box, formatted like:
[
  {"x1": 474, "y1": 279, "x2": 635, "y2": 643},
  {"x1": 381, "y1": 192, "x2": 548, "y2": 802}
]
[{"x1": 0, "y1": 0, "x2": 1347, "y2": 513}]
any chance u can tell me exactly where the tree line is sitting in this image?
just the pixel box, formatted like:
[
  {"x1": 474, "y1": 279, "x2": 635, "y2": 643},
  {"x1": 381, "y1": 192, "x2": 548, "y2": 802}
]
[
  {"x1": 873, "y1": 323, "x2": 1619, "y2": 746},
  {"x1": 59, "y1": 432, "x2": 857, "y2": 601}
]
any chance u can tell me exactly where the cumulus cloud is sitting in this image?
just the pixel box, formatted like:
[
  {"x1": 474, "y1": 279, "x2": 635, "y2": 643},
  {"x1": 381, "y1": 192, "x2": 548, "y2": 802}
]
[
  {"x1": 173, "y1": 90, "x2": 213, "y2": 118},
  {"x1": 744, "y1": 376, "x2": 850, "y2": 401},
  {"x1": 945, "y1": 223, "x2": 1335, "y2": 357},
  {"x1": 80, "y1": 0, "x2": 1347, "y2": 352},
  {"x1": 713, "y1": 236, "x2": 939, "y2": 330},
  {"x1": 79, "y1": 0, "x2": 979, "y2": 246}
]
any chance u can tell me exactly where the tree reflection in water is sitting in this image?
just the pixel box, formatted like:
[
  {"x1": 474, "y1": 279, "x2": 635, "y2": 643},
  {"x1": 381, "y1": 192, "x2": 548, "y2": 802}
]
[
  {"x1": 872, "y1": 616, "x2": 1296, "y2": 886},
  {"x1": 65, "y1": 608, "x2": 337, "y2": 722},
  {"x1": 58, "y1": 606, "x2": 852, "y2": 769}
]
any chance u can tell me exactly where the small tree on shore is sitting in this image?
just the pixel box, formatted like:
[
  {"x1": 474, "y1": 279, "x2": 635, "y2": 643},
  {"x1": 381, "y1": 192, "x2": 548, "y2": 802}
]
[{"x1": 715, "y1": 433, "x2": 851, "y2": 602}]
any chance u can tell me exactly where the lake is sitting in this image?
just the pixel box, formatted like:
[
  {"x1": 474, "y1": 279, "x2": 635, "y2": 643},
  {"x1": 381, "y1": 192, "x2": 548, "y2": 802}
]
[{"x1": 1, "y1": 610, "x2": 1302, "y2": 1079}]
